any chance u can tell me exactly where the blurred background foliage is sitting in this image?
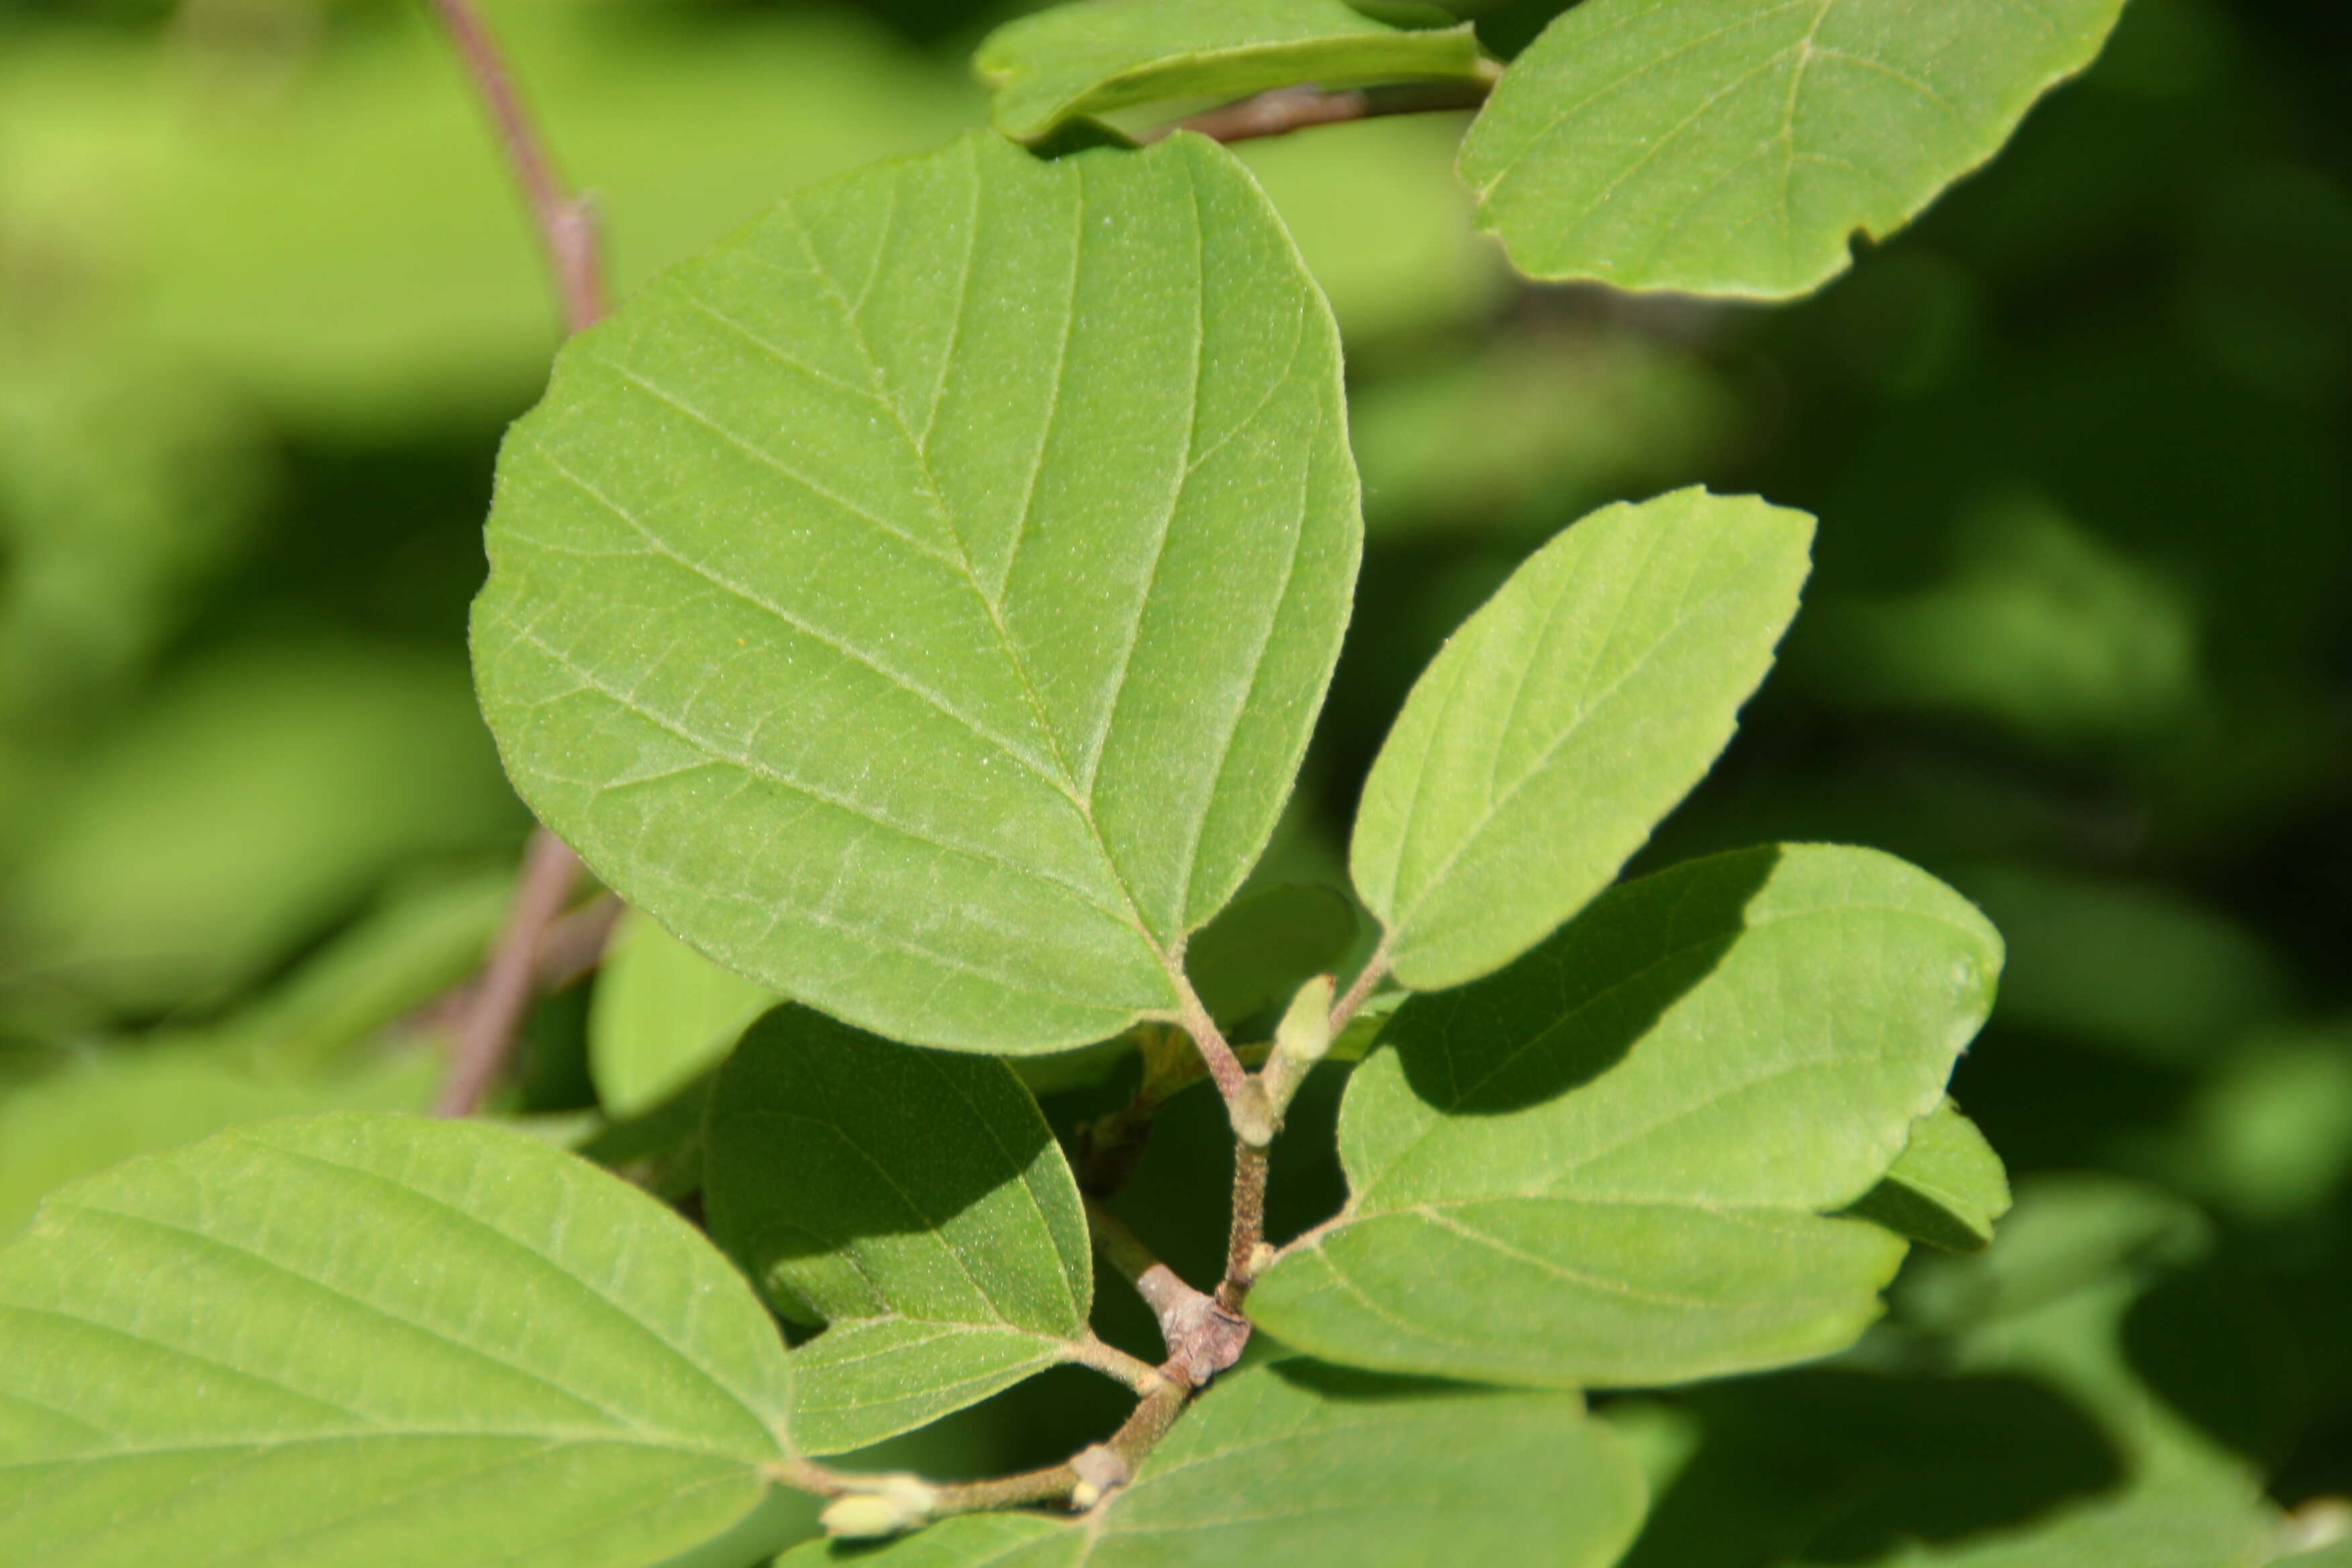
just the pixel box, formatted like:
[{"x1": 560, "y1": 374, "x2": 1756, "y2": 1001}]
[{"x1": 0, "y1": 0, "x2": 2346, "y2": 1559}]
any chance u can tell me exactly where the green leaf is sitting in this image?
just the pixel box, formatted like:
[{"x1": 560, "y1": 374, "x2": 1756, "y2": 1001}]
[
  {"x1": 1251, "y1": 844, "x2": 2003, "y2": 1388},
  {"x1": 1351, "y1": 488, "x2": 1812, "y2": 993},
  {"x1": 1860, "y1": 1487, "x2": 2282, "y2": 1567},
  {"x1": 0, "y1": 1114, "x2": 794, "y2": 1568},
  {"x1": 591, "y1": 908, "x2": 781, "y2": 1119},
  {"x1": 473, "y1": 130, "x2": 1359, "y2": 1055},
  {"x1": 977, "y1": 0, "x2": 1488, "y2": 143},
  {"x1": 704, "y1": 1008, "x2": 1095, "y2": 1453},
  {"x1": 1845, "y1": 1099, "x2": 2012, "y2": 1253},
  {"x1": 0, "y1": 871, "x2": 516, "y2": 1235},
  {"x1": 1185, "y1": 883, "x2": 1358, "y2": 1026},
  {"x1": 0, "y1": 1045, "x2": 437, "y2": 1239},
  {"x1": 2275, "y1": 1542, "x2": 2352, "y2": 1568},
  {"x1": 1459, "y1": 0, "x2": 2130, "y2": 297},
  {"x1": 778, "y1": 1360, "x2": 1646, "y2": 1566}
]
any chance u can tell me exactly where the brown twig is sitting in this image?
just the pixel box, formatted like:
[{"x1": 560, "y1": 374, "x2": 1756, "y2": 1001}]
[
  {"x1": 1173, "y1": 981, "x2": 1251, "y2": 1108},
  {"x1": 1216, "y1": 1142, "x2": 1271, "y2": 1315},
  {"x1": 934, "y1": 1379, "x2": 1188, "y2": 1516},
  {"x1": 426, "y1": 0, "x2": 614, "y2": 1115},
  {"x1": 1327, "y1": 935, "x2": 1394, "y2": 1038},
  {"x1": 775, "y1": 1378, "x2": 1193, "y2": 1533},
  {"x1": 1148, "y1": 75, "x2": 1496, "y2": 148},
  {"x1": 1066, "y1": 1334, "x2": 1169, "y2": 1398},
  {"x1": 425, "y1": 0, "x2": 605, "y2": 334},
  {"x1": 1085, "y1": 1198, "x2": 1249, "y2": 1389},
  {"x1": 434, "y1": 830, "x2": 585, "y2": 1116},
  {"x1": 534, "y1": 892, "x2": 622, "y2": 991}
]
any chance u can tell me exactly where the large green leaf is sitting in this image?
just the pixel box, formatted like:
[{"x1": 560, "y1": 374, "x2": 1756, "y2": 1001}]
[
  {"x1": 977, "y1": 0, "x2": 1488, "y2": 143},
  {"x1": 0, "y1": 1114, "x2": 794, "y2": 1568},
  {"x1": 2276, "y1": 1543, "x2": 2352, "y2": 1568},
  {"x1": 1459, "y1": 0, "x2": 2129, "y2": 297},
  {"x1": 1251, "y1": 844, "x2": 2002, "y2": 1388},
  {"x1": 704, "y1": 1009, "x2": 1095, "y2": 1453},
  {"x1": 473, "y1": 130, "x2": 1359, "y2": 1055},
  {"x1": 590, "y1": 908, "x2": 780, "y2": 1118},
  {"x1": 777, "y1": 1360, "x2": 1645, "y2": 1566},
  {"x1": 1845, "y1": 1099, "x2": 2012, "y2": 1253},
  {"x1": 1864, "y1": 1487, "x2": 2282, "y2": 1568},
  {"x1": 1351, "y1": 488, "x2": 1811, "y2": 992},
  {"x1": 0, "y1": 1044, "x2": 436, "y2": 1239}
]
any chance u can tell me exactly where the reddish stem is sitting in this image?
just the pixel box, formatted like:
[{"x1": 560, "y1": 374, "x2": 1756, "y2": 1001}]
[
  {"x1": 425, "y1": 0, "x2": 605, "y2": 334},
  {"x1": 435, "y1": 829, "x2": 585, "y2": 1116},
  {"x1": 425, "y1": 0, "x2": 610, "y2": 1115}
]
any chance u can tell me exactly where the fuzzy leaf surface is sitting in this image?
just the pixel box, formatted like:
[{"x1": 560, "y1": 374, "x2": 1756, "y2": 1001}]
[
  {"x1": 589, "y1": 908, "x2": 780, "y2": 1118},
  {"x1": 777, "y1": 1361, "x2": 1645, "y2": 1567},
  {"x1": 703, "y1": 1008, "x2": 1093, "y2": 1453},
  {"x1": 1459, "y1": 0, "x2": 2128, "y2": 297},
  {"x1": 0, "y1": 1114, "x2": 793, "y2": 1568},
  {"x1": 977, "y1": 0, "x2": 1487, "y2": 142},
  {"x1": 1351, "y1": 487, "x2": 1811, "y2": 992},
  {"x1": 472, "y1": 131, "x2": 1359, "y2": 1055},
  {"x1": 1252, "y1": 844, "x2": 2003, "y2": 1387},
  {"x1": 1845, "y1": 1099, "x2": 2012, "y2": 1253}
]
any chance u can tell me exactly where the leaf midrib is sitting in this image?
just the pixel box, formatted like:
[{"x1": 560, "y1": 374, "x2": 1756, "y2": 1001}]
[{"x1": 775, "y1": 150, "x2": 1183, "y2": 963}]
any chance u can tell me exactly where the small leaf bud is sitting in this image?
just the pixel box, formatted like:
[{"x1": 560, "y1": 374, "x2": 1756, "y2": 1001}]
[
  {"x1": 820, "y1": 1473, "x2": 938, "y2": 1540},
  {"x1": 1273, "y1": 974, "x2": 1336, "y2": 1067}
]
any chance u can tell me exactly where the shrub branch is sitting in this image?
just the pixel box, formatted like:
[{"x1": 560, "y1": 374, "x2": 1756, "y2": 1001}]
[{"x1": 424, "y1": 0, "x2": 611, "y2": 1116}]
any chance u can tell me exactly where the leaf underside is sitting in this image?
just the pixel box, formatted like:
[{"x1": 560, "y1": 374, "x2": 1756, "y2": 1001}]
[
  {"x1": 0, "y1": 1114, "x2": 793, "y2": 1568},
  {"x1": 703, "y1": 1008, "x2": 1094, "y2": 1453},
  {"x1": 1460, "y1": 0, "x2": 2131, "y2": 297},
  {"x1": 977, "y1": 0, "x2": 1487, "y2": 142},
  {"x1": 1844, "y1": 1098, "x2": 2014, "y2": 1253},
  {"x1": 1351, "y1": 486, "x2": 1813, "y2": 993},
  {"x1": 473, "y1": 130, "x2": 1360, "y2": 1055},
  {"x1": 1253, "y1": 844, "x2": 2004, "y2": 1388}
]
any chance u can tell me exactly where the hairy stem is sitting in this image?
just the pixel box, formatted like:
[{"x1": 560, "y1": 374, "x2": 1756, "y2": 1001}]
[
  {"x1": 1173, "y1": 980, "x2": 1251, "y2": 1110},
  {"x1": 1067, "y1": 1334, "x2": 1169, "y2": 1398},
  {"x1": 1151, "y1": 76, "x2": 1497, "y2": 148},
  {"x1": 1217, "y1": 1141, "x2": 1271, "y2": 1314},
  {"x1": 775, "y1": 1381, "x2": 1193, "y2": 1527},
  {"x1": 1327, "y1": 934, "x2": 1395, "y2": 1038}
]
